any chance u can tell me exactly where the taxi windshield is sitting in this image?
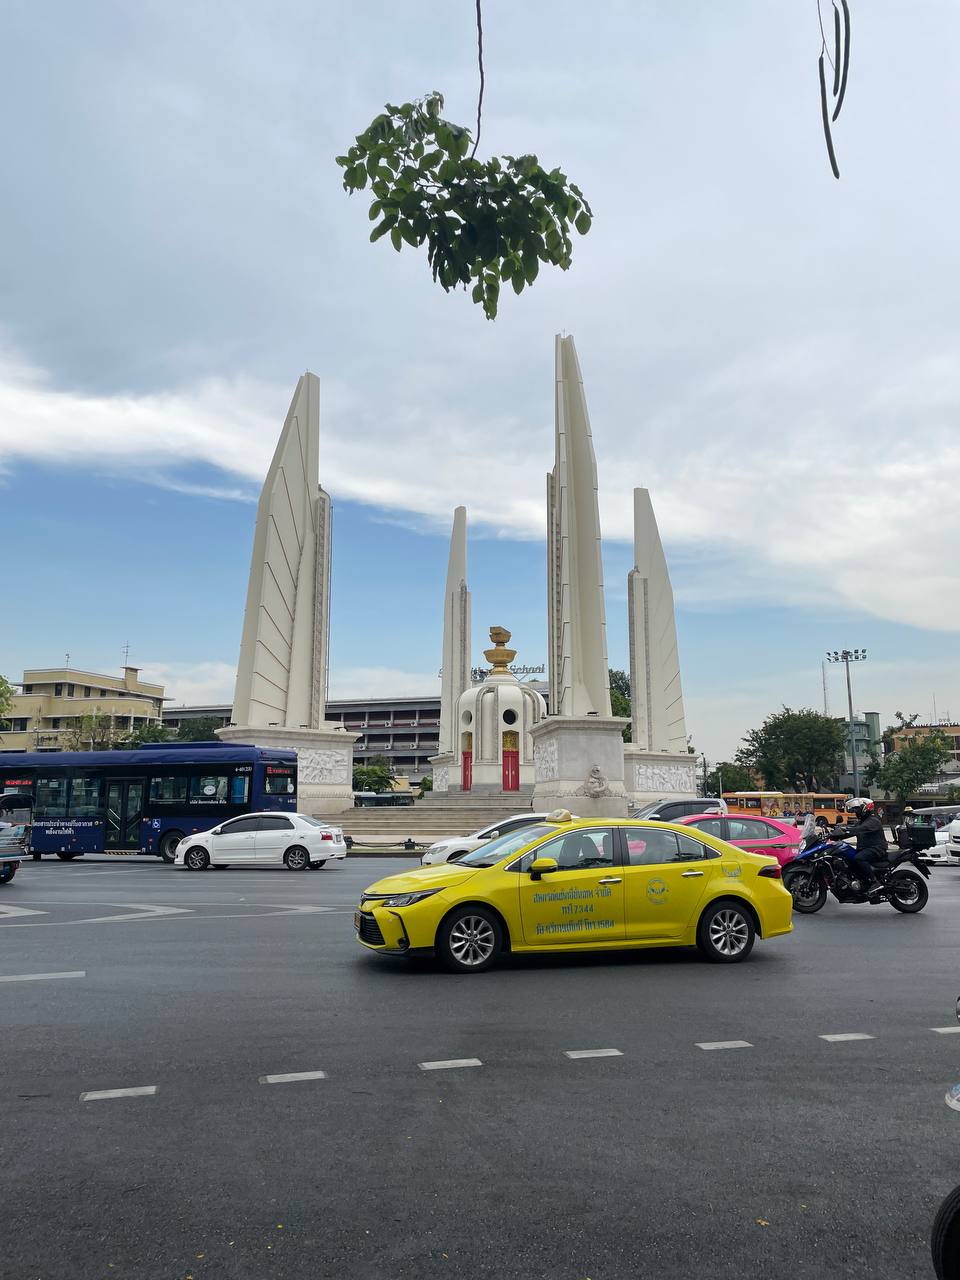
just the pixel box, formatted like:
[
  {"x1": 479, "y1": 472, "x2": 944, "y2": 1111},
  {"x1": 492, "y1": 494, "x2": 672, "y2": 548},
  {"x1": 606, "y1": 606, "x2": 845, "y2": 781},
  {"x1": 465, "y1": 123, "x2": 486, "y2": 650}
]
[{"x1": 455, "y1": 824, "x2": 555, "y2": 868}]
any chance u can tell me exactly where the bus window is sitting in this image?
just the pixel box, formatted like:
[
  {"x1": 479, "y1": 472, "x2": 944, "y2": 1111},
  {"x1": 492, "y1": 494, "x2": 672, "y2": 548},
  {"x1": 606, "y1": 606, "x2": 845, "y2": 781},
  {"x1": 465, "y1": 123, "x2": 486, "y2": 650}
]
[
  {"x1": 264, "y1": 768, "x2": 296, "y2": 796},
  {"x1": 189, "y1": 774, "x2": 229, "y2": 804},
  {"x1": 69, "y1": 775, "x2": 102, "y2": 817},
  {"x1": 150, "y1": 775, "x2": 188, "y2": 804},
  {"x1": 229, "y1": 775, "x2": 251, "y2": 805},
  {"x1": 35, "y1": 776, "x2": 68, "y2": 818}
]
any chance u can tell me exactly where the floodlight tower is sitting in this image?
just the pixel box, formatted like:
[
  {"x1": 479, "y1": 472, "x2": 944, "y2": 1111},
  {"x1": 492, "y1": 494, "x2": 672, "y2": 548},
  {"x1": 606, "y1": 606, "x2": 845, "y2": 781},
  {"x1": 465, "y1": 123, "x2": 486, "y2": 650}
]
[{"x1": 825, "y1": 648, "x2": 868, "y2": 796}]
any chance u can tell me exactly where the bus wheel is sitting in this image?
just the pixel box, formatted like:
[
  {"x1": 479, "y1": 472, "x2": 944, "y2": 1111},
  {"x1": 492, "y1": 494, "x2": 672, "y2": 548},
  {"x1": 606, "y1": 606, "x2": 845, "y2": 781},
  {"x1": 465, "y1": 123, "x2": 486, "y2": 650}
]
[
  {"x1": 56, "y1": 852, "x2": 78, "y2": 861},
  {"x1": 184, "y1": 847, "x2": 209, "y2": 871},
  {"x1": 159, "y1": 831, "x2": 185, "y2": 864},
  {"x1": 284, "y1": 846, "x2": 310, "y2": 871}
]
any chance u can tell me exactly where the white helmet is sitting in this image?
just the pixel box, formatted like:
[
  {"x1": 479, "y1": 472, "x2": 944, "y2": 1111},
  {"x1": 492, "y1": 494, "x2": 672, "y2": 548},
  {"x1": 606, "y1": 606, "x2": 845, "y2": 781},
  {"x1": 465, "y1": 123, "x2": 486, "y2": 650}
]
[{"x1": 847, "y1": 797, "x2": 874, "y2": 814}]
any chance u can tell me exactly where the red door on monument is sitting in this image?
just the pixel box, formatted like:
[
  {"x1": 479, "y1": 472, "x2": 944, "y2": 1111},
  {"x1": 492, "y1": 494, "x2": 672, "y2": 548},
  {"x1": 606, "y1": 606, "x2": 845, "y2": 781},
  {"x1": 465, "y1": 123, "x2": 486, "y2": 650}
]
[
  {"x1": 502, "y1": 751, "x2": 519, "y2": 791},
  {"x1": 462, "y1": 750, "x2": 473, "y2": 791}
]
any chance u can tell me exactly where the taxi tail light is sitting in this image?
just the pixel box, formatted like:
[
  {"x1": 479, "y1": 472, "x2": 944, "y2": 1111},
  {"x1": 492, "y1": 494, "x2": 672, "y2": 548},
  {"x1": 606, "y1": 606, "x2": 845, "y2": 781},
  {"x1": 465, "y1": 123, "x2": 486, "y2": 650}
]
[
  {"x1": 320, "y1": 832, "x2": 334, "y2": 841},
  {"x1": 758, "y1": 864, "x2": 781, "y2": 879}
]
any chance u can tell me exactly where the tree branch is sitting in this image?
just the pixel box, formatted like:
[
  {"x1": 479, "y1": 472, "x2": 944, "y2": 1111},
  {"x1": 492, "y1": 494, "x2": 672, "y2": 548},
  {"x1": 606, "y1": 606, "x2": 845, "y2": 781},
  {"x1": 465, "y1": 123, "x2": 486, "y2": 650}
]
[{"x1": 469, "y1": 0, "x2": 485, "y2": 160}]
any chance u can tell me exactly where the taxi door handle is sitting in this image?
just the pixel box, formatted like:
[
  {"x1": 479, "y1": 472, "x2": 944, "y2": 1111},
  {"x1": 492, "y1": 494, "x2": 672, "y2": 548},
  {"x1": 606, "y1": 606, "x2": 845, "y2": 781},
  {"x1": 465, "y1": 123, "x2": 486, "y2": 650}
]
[
  {"x1": 681, "y1": 870, "x2": 705, "y2": 878},
  {"x1": 598, "y1": 876, "x2": 622, "y2": 884}
]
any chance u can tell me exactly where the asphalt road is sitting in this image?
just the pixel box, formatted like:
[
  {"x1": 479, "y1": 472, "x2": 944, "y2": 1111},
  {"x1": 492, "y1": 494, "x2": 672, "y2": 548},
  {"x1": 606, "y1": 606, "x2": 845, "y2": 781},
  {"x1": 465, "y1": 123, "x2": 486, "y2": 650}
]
[{"x1": 3, "y1": 854, "x2": 960, "y2": 1280}]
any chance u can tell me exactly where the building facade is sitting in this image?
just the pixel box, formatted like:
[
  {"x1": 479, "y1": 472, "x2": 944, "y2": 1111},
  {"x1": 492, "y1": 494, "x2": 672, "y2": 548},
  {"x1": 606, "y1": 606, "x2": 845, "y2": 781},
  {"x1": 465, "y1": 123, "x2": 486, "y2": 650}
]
[
  {"x1": 164, "y1": 685, "x2": 551, "y2": 782},
  {"x1": 0, "y1": 667, "x2": 165, "y2": 752},
  {"x1": 891, "y1": 722, "x2": 960, "y2": 765},
  {"x1": 837, "y1": 711, "x2": 882, "y2": 787}
]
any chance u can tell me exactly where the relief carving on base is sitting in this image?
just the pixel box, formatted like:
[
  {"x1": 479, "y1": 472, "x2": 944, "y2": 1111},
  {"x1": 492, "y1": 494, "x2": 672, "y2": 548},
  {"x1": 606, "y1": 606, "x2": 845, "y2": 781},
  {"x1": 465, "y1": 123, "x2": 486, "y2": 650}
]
[
  {"x1": 534, "y1": 738, "x2": 559, "y2": 782},
  {"x1": 433, "y1": 766, "x2": 449, "y2": 793},
  {"x1": 576, "y1": 766, "x2": 611, "y2": 799},
  {"x1": 298, "y1": 747, "x2": 351, "y2": 786},
  {"x1": 633, "y1": 760, "x2": 697, "y2": 794}
]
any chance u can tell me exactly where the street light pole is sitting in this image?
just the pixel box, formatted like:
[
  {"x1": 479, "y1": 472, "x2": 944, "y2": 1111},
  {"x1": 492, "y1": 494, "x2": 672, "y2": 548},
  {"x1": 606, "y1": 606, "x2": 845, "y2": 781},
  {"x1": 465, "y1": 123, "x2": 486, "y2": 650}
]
[{"x1": 825, "y1": 648, "x2": 867, "y2": 797}]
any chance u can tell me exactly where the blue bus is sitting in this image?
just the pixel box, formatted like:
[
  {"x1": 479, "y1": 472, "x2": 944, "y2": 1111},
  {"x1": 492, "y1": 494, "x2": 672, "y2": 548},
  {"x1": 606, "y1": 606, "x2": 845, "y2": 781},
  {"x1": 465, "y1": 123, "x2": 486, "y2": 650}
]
[{"x1": 0, "y1": 742, "x2": 297, "y2": 862}]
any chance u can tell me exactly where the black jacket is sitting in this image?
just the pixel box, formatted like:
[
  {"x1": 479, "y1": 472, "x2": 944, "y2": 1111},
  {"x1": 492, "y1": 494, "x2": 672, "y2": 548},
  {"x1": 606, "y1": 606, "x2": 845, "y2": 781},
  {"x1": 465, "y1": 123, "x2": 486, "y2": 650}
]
[{"x1": 842, "y1": 813, "x2": 887, "y2": 856}]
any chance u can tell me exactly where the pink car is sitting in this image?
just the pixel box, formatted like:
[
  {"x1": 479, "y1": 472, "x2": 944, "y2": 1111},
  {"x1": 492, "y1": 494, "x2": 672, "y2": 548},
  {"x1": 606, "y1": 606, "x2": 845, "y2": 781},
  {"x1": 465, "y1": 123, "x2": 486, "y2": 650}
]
[{"x1": 675, "y1": 812, "x2": 802, "y2": 867}]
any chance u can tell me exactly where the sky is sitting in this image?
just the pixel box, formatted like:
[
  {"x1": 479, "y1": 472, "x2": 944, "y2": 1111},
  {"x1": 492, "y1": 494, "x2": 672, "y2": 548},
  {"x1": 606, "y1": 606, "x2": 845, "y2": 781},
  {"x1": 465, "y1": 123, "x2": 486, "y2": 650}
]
[{"x1": 1, "y1": 0, "x2": 958, "y2": 761}]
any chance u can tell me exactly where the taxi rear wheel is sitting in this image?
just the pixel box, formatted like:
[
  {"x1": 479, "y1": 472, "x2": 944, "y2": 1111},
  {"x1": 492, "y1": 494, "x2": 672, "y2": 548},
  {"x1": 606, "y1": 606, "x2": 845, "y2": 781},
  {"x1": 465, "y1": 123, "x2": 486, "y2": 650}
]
[
  {"x1": 438, "y1": 907, "x2": 503, "y2": 973},
  {"x1": 696, "y1": 900, "x2": 755, "y2": 963}
]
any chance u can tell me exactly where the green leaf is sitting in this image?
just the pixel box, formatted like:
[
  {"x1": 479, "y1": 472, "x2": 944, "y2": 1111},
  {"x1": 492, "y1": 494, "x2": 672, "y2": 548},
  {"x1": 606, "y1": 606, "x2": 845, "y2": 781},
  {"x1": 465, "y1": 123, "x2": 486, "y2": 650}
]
[
  {"x1": 368, "y1": 201, "x2": 382, "y2": 221},
  {"x1": 574, "y1": 212, "x2": 592, "y2": 235},
  {"x1": 369, "y1": 215, "x2": 397, "y2": 242},
  {"x1": 471, "y1": 282, "x2": 484, "y2": 303},
  {"x1": 390, "y1": 226, "x2": 402, "y2": 251}
]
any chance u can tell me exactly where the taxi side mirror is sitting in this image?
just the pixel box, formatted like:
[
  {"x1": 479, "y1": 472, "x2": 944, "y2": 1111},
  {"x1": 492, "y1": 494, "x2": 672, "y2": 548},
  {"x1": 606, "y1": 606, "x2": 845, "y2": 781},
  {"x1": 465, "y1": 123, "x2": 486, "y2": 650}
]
[{"x1": 529, "y1": 857, "x2": 558, "y2": 881}]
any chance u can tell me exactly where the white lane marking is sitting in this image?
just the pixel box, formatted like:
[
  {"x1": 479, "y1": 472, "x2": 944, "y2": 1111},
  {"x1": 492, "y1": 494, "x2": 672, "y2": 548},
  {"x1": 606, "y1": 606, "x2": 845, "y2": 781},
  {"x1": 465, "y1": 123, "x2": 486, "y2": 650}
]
[
  {"x1": 933, "y1": 1027, "x2": 960, "y2": 1034},
  {"x1": 0, "y1": 970, "x2": 85, "y2": 983},
  {"x1": 819, "y1": 1033, "x2": 874, "y2": 1042},
  {"x1": 419, "y1": 1058, "x2": 482, "y2": 1071},
  {"x1": 77, "y1": 904, "x2": 194, "y2": 924},
  {"x1": 0, "y1": 904, "x2": 48, "y2": 919},
  {"x1": 946, "y1": 1086, "x2": 960, "y2": 1113},
  {"x1": 696, "y1": 1041, "x2": 753, "y2": 1051},
  {"x1": 80, "y1": 1086, "x2": 157, "y2": 1102},
  {"x1": 564, "y1": 1049, "x2": 623, "y2": 1059},
  {"x1": 259, "y1": 1071, "x2": 327, "y2": 1084}
]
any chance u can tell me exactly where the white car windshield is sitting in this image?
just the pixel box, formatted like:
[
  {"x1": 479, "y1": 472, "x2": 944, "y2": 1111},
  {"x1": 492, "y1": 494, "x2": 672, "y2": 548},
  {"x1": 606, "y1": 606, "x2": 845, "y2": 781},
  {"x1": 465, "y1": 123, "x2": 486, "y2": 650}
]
[{"x1": 456, "y1": 825, "x2": 555, "y2": 868}]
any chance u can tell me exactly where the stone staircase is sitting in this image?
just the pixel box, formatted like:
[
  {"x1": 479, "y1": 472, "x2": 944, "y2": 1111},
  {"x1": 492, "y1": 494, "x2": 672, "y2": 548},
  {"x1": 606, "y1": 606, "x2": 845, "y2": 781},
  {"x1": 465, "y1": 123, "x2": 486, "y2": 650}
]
[{"x1": 342, "y1": 796, "x2": 535, "y2": 847}]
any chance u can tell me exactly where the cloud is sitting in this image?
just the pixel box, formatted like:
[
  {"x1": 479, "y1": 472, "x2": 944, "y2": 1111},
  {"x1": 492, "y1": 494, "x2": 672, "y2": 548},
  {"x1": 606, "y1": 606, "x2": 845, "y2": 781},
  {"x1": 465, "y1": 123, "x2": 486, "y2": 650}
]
[
  {"x1": 329, "y1": 667, "x2": 441, "y2": 701},
  {"x1": 1, "y1": 335, "x2": 958, "y2": 635},
  {"x1": 140, "y1": 660, "x2": 237, "y2": 708}
]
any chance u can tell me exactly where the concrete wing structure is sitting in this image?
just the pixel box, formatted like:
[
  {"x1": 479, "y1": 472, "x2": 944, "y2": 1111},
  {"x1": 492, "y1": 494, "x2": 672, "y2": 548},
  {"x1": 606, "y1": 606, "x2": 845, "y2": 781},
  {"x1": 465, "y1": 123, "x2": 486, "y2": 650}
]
[
  {"x1": 437, "y1": 507, "x2": 471, "y2": 758},
  {"x1": 231, "y1": 372, "x2": 331, "y2": 730},
  {"x1": 546, "y1": 335, "x2": 612, "y2": 719},
  {"x1": 628, "y1": 488, "x2": 688, "y2": 753}
]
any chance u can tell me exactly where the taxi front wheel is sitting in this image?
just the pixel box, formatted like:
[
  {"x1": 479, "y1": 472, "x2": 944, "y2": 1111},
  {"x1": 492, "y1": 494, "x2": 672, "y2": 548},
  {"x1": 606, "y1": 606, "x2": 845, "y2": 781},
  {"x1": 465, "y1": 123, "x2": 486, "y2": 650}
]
[
  {"x1": 438, "y1": 907, "x2": 503, "y2": 973},
  {"x1": 696, "y1": 900, "x2": 755, "y2": 963}
]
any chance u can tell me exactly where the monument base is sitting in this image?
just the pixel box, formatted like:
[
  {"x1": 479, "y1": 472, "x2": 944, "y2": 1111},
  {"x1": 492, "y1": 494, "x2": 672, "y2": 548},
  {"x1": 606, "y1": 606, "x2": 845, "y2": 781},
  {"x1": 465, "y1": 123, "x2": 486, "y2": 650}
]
[
  {"x1": 216, "y1": 724, "x2": 358, "y2": 817},
  {"x1": 530, "y1": 717, "x2": 630, "y2": 818},
  {"x1": 623, "y1": 746, "x2": 698, "y2": 806}
]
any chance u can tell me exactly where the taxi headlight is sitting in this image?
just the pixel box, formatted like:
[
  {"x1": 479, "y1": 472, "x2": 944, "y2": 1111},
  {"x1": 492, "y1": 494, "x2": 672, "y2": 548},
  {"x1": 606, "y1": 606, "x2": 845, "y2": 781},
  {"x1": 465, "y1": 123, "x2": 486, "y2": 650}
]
[{"x1": 378, "y1": 888, "x2": 442, "y2": 908}]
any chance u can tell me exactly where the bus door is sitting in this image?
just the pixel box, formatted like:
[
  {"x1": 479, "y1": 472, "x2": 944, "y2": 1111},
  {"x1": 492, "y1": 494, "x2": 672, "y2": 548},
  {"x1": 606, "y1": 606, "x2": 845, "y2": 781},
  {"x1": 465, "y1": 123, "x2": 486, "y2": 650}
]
[{"x1": 105, "y1": 778, "x2": 145, "y2": 850}]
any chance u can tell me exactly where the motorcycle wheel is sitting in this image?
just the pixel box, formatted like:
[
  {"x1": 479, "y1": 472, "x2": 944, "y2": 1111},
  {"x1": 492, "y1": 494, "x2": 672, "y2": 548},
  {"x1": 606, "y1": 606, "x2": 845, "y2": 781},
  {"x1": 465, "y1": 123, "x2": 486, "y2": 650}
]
[
  {"x1": 782, "y1": 867, "x2": 827, "y2": 914},
  {"x1": 931, "y1": 1182, "x2": 960, "y2": 1279},
  {"x1": 888, "y1": 870, "x2": 928, "y2": 914}
]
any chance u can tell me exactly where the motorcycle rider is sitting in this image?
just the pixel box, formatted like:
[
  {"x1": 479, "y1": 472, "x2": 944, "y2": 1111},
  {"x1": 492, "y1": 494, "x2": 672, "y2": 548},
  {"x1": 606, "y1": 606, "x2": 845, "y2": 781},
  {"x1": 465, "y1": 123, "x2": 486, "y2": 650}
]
[{"x1": 838, "y1": 797, "x2": 888, "y2": 895}]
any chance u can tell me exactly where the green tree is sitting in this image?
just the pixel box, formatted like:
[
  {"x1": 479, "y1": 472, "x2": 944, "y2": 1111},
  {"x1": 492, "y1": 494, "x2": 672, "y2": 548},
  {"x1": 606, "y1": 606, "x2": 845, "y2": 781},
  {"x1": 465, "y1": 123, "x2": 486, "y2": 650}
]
[
  {"x1": 366, "y1": 753, "x2": 393, "y2": 771},
  {"x1": 353, "y1": 765, "x2": 395, "y2": 794},
  {"x1": 866, "y1": 731, "x2": 952, "y2": 809},
  {"x1": 176, "y1": 717, "x2": 225, "y2": 742},
  {"x1": 736, "y1": 708, "x2": 847, "y2": 792},
  {"x1": 880, "y1": 711, "x2": 919, "y2": 756},
  {"x1": 418, "y1": 774, "x2": 434, "y2": 798},
  {"x1": 61, "y1": 711, "x2": 123, "y2": 751},
  {"x1": 0, "y1": 674, "x2": 15, "y2": 724},
  {"x1": 116, "y1": 721, "x2": 172, "y2": 748},
  {"x1": 704, "y1": 761, "x2": 755, "y2": 797},
  {"x1": 608, "y1": 669, "x2": 632, "y2": 743},
  {"x1": 337, "y1": 91, "x2": 591, "y2": 321}
]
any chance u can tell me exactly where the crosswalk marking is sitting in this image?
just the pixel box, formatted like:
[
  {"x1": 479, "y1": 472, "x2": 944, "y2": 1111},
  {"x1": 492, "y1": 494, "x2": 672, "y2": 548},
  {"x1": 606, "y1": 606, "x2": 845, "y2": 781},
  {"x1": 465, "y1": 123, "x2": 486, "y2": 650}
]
[
  {"x1": 696, "y1": 1040, "x2": 753, "y2": 1051},
  {"x1": 564, "y1": 1049, "x2": 623, "y2": 1059},
  {"x1": 419, "y1": 1058, "x2": 482, "y2": 1071},
  {"x1": 0, "y1": 970, "x2": 85, "y2": 983},
  {"x1": 819, "y1": 1033, "x2": 874, "y2": 1042},
  {"x1": 259, "y1": 1071, "x2": 327, "y2": 1084},
  {"x1": 80, "y1": 1086, "x2": 157, "y2": 1102}
]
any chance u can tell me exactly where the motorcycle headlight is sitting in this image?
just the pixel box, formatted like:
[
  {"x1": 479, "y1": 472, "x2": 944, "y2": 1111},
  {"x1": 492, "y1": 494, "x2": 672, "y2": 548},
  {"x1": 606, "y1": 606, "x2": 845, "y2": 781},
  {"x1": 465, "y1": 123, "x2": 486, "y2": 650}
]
[{"x1": 377, "y1": 888, "x2": 443, "y2": 908}]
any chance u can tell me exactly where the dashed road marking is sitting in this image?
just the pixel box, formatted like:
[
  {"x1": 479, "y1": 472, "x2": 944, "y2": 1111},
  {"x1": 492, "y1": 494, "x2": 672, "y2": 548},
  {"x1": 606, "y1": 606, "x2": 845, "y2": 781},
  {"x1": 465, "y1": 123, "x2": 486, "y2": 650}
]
[
  {"x1": 80, "y1": 1086, "x2": 157, "y2": 1102},
  {"x1": 0, "y1": 904, "x2": 48, "y2": 920},
  {"x1": 259, "y1": 1071, "x2": 327, "y2": 1084},
  {"x1": 0, "y1": 970, "x2": 85, "y2": 983},
  {"x1": 819, "y1": 1033, "x2": 874, "y2": 1042},
  {"x1": 419, "y1": 1058, "x2": 482, "y2": 1071},
  {"x1": 696, "y1": 1040, "x2": 752, "y2": 1051},
  {"x1": 564, "y1": 1049, "x2": 623, "y2": 1059},
  {"x1": 933, "y1": 1027, "x2": 960, "y2": 1035}
]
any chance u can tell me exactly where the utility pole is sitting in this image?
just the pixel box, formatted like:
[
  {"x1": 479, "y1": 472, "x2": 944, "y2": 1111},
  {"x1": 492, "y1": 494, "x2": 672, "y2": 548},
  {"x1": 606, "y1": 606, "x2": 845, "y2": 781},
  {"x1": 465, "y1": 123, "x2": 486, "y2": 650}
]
[
  {"x1": 821, "y1": 660, "x2": 829, "y2": 715},
  {"x1": 826, "y1": 649, "x2": 867, "y2": 797}
]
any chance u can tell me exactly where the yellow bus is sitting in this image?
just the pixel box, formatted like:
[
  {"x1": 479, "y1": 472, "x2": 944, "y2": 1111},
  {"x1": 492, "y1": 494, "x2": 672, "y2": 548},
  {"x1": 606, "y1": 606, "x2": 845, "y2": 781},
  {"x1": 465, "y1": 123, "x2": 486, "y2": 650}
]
[{"x1": 723, "y1": 791, "x2": 852, "y2": 824}]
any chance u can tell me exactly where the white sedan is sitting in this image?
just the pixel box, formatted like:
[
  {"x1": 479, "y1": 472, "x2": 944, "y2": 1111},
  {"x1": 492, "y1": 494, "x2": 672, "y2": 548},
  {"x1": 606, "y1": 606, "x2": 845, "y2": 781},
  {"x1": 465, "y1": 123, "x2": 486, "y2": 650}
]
[
  {"x1": 421, "y1": 813, "x2": 571, "y2": 866},
  {"x1": 175, "y1": 812, "x2": 347, "y2": 871}
]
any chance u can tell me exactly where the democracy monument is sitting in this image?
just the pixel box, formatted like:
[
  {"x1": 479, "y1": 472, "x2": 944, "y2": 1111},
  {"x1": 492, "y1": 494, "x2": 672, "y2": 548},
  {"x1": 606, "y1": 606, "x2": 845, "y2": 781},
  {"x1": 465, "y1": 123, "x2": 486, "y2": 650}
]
[{"x1": 219, "y1": 339, "x2": 696, "y2": 817}]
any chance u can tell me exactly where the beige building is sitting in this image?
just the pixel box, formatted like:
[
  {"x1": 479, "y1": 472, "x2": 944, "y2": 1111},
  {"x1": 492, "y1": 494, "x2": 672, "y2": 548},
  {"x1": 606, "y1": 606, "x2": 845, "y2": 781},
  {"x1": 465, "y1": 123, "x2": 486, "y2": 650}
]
[
  {"x1": 892, "y1": 722, "x2": 960, "y2": 765},
  {"x1": 0, "y1": 666, "x2": 165, "y2": 752}
]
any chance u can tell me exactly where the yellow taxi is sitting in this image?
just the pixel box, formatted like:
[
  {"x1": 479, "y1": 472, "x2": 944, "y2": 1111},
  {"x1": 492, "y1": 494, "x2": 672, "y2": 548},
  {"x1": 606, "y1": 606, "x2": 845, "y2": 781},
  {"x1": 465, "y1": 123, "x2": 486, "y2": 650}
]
[{"x1": 355, "y1": 811, "x2": 793, "y2": 973}]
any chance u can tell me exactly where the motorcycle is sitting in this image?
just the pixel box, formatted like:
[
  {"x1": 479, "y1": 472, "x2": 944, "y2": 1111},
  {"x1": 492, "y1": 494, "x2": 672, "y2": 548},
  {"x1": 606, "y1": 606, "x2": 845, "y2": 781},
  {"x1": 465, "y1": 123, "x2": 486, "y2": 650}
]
[{"x1": 781, "y1": 832, "x2": 930, "y2": 914}]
